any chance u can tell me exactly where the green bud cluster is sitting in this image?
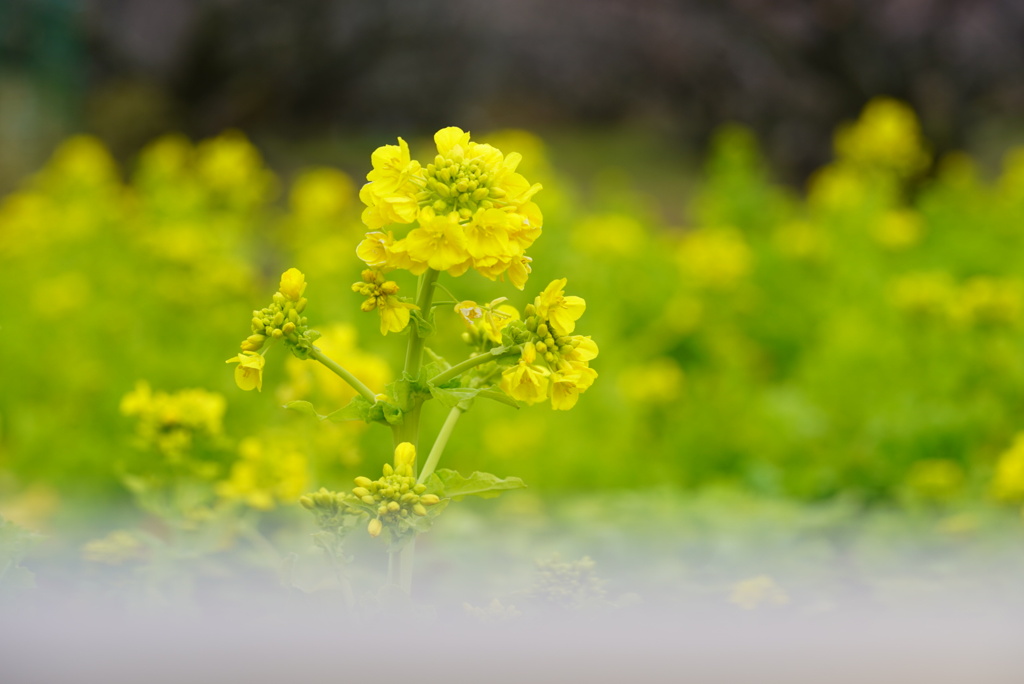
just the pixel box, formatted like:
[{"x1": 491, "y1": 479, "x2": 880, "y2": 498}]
[
  {"x1": 417, "y1": 154, "x2": 505, "y2": 219},
  {"x1": 242, "y1": 291, "x2": 320, "y2": 359},
  {"x1": 354, "y1": 463, "x2": 441, "y2": 538},
  {"x1": 518, "y1": 313, "x2": 583, "y2": 366},
  {"x1": 300, "y1": 466, "x2": 444, "y2": 542},
  {"x1": 299, "y1": 487, "x2": 355, "y2": 531}
]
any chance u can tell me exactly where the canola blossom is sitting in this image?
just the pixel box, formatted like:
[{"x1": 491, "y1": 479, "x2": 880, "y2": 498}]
[{"x1": 357, "y1": 127, "x2": 542, "y2": 288}]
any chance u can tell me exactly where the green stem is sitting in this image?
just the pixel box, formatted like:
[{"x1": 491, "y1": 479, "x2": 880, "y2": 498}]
[
  {"x1": 387, "y1": 269, "x2": 441, "y2": 594},
  {"x1": 309, "y1": 348, "x2": 377, "y2": 403},
  {"x1": 429, "y1": 346, "x2": 520, "y2": 387},
  {"x1": 398, "y1": 542, "x2": 415, "y2": 594},
  {"x1": 418, "y1": 406, "x2": 463, "y2": 484},
  {"x1": 403, "y1": 269, "x2": 440, "y2": 380}
]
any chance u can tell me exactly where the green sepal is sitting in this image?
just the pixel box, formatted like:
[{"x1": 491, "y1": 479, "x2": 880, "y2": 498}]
[{"x1": 426, "y1": 469, "x2": 526, "y2": 500}]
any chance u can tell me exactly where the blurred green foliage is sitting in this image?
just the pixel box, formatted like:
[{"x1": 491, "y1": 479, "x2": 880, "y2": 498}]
[{"x1": 2, "y1": 98, "x2": 1024, "y2": 548}]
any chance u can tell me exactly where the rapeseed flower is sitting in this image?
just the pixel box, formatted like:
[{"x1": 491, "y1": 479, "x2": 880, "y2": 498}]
[
  {"x1": 351, "y1": 269, "x2": 419, "y2": 335},
  {"x1": 357, "y1": 127, "x2": 543, "y2": 287},
  {"x1": 226, "y1": 351, "x2": 266, "y2": 391}
]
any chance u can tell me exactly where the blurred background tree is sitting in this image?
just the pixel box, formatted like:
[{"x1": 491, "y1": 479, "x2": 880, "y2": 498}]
[{"x1": 4, "y1": 0, "x2": 1024, "y2": 190}]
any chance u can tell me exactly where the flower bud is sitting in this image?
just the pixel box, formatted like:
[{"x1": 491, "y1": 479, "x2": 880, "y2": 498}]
[
  {"x1": 394, "y1": 442, "x2": 416, "y2": 469},
  {"x1": 419, "y1": 494, "x2": 440, "y2": 505},
  {"x1": 361, "y1": 495, "x2": 376, "y2": 505},
  {"x1": 413, "y1": 484, "x2": 427, "y2": 494},
  {"x1": 368, "y1": 518, "x2": 382, "y2": 537},
  {"x1": 354, "y1": 476, "x2": 374, "y2": 488},
  {"x1": 353, "y1": 487, "x2": 370, "y2": 498},
  {"x1": 387, "y1": 501, "x2": 401, "y2": 512},
  {"x1": 298, "y1": 496, "x2": 314, "y2": 509},
  {"x1": 279, "y1": 268, "x2": 307, "y2": 301},
  {"x1": 413, "y1": 503, "x2": 427, "y2": 516}
]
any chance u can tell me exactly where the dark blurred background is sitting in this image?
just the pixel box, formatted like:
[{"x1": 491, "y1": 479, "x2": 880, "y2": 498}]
[{"x1": 3, "y1": 0, "x2": 1024, "y2": 187}]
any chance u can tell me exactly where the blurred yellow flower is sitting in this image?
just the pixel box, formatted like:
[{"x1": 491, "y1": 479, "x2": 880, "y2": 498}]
[
  {"x1": 618, "y1": 358, "x2": 685, "y2": 405},
  {"x1": 992, "y1": 433, "x2": 1024, "y2": 504},
  {"x1": 730, "y1": 575, "x2": 789, "y2": 610},
  {"x1": 216, "y1": 437, "x2": 308, "y2": 510},
  {"x1": 677, "y1": 226, "x2": 752, "y2": 290},
  {"x1": 289, "y1": 167, "x2": 354, "y2": 219},
  {"x1": 834, "y1": 97, "x2": 930, "y2": 175},
  {"x1": 872, "y1": 209, "x2": 924, "y2": 250}
]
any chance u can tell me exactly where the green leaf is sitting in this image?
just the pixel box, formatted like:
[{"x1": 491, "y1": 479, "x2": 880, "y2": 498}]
[
  {"x1": 475, "y1": 388, "x2": 521, "y2": 409},
  {"x1": 429, "y1": 386, "x2": 482, "y2": 411},
  {"x1": 325, "y1": 396, "x2": 375, "y2": 423},
  {"x1": 430, "y1": 469, "x2": 526, "y2": 500},
  {"x1": 283, "y1": 400, "x2": 326, "y2": 420}
]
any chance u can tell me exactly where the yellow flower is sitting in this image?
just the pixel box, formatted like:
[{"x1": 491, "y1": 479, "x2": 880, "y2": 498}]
[
  {"x1": 550, "y1": 367, "x2": 597, "y2": 411},
  {"x1": 499, "y1": 342, "x2": 550, "y2": 404},
  {"x1": 278, "y1": 267, "x2": 307, "y2": 301},
  {"x1": 352, "y1": 270, "x2": 419, "y2": 335},
  {"x1": 359, "y1": 181, "x2": 420, "y2": 229},
  {"x1": 398, "y1": 208, "x2": 471, "y2": 273},
  {"x1": 357, "y1": 126, "x2": 543, "y2": 283},
  {"x1": 367, "y1": 137, "x2": 420, "y2": 193},
  {"x1": 226, "y1": 351, "x2": 266, "y2": 391},
  {"x1": 535, "y1": 278, "x2": 586, "y2": 336}
]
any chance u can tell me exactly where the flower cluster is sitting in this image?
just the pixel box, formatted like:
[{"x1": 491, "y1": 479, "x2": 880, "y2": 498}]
[
  {"x1": 227, "y1": 268, "x2": 320, "y2": 391},
  {"x1": 120, "y1": 381, "x2": 226, "y2": 459},
  {"x1": 479, "y1": 278, "x2": 598, "y2": 410},
  {"x1": 299, "y1": 443, "x2": 444, "y2": 541},
  {"x1": 351, "y1": 269, "x2": 418, "y2": 335},
  {"x1": 356, "y1": 127, "x2": 542, "y2": 287}
]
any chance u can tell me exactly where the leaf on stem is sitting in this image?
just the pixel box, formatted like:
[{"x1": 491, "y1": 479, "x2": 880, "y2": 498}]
[{"x1": 427, "y1": 469, "x2": 526, "y2": 500}]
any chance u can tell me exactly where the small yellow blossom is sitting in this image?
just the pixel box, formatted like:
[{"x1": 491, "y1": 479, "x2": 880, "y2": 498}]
[
  {"x1": 226, "y1": 351, "x2": 266, "y2": 391},
  {"x1": 500, "y1": 343, "x2": 551, "y2": 405},
  {"x1": 535, "y1": 278, "x2": 586, "y2": 336},
  {"x1": 351, "y1": 269, "x2": 419, "y2": 335},
  {"x1": 550, "y1": 367, "x2": 597, "y2": 411}
]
